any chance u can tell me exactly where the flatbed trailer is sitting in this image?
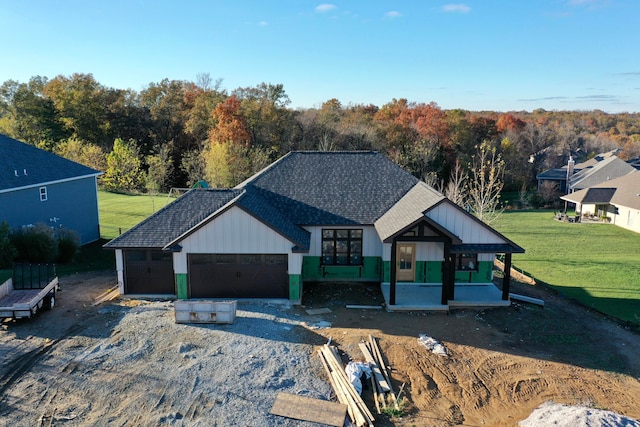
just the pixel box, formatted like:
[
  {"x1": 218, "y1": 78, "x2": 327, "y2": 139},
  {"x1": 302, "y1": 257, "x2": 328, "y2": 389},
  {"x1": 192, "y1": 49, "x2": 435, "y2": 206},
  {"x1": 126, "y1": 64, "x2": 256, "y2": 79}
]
[{"x1": 0, "y1": 277, "x2": 59, "y2": 320}]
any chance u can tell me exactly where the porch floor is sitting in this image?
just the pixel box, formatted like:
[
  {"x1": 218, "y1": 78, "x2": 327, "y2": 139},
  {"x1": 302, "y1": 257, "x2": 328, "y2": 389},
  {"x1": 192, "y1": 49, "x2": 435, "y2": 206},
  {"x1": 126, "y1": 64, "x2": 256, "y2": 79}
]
[{"x1": 381, "y1": 282, "x2": 510, "y2": 311}]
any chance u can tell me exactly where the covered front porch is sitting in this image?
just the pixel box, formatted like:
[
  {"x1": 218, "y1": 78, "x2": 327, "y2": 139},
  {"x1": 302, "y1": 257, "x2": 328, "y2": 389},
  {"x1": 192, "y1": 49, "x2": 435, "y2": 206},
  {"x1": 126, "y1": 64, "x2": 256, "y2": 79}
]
[{"x1": 381, "y1": 282, "x2": 510, "y2": 311}]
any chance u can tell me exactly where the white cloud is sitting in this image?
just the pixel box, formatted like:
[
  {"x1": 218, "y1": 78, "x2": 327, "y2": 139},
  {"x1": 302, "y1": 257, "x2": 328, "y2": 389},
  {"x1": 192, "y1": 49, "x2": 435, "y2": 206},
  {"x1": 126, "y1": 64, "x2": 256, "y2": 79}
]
[
  {"x1": 441, "y1": 4, "x2": 471, "y2": 13},
  {"x1": 315, "y1": 4, "x2": 337, "y2": 13},
  {"x1": 258, "y1": 21, "x2": 268, "y2": 26},
  {"x1": 386, "y1": 10, "x2": 402, "y2": 18}
]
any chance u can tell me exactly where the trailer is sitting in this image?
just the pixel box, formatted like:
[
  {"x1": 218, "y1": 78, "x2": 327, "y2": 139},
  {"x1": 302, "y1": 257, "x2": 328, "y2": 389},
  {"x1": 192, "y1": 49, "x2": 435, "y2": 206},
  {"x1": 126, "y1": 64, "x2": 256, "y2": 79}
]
[{"x1": 0, "y1": 264, "x2": 59, "y2": 320}]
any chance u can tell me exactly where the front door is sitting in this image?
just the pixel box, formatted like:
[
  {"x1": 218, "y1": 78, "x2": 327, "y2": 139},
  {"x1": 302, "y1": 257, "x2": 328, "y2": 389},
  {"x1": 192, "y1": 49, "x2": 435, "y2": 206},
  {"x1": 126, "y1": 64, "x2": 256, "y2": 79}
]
[{"x1": 397, "y1": 244, "x2": 415, "y2": 282}]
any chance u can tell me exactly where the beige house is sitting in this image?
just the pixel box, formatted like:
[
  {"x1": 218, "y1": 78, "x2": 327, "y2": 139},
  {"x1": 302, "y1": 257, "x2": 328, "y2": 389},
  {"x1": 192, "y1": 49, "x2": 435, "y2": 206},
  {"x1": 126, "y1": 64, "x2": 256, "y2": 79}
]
[{"x1": 561, "y1": 170, "x2": 640, "y2": 234}]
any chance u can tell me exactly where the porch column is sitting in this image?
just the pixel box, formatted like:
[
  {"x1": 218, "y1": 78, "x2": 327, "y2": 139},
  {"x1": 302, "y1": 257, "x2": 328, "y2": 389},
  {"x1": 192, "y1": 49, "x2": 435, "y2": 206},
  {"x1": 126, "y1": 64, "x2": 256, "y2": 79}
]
[
  {"x1": 447, "y1": 254, "x2": 456, "y2": 300},
  {"x1": 441, "y1": 241, "x2": 451, "y2": 305},
  {"x1": 390, "y1": 239, "x2": 397, "y2": 305},
  {"x1": 502, "y1": 253, "x2": 512, "y2": 300}
]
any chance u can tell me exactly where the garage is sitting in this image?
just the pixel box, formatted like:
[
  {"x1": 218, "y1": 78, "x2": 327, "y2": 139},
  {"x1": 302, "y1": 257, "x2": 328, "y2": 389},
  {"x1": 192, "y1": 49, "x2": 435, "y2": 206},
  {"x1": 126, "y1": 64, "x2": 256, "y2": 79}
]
[
  {"x1": 124, "y1": 250, "x2": 175, "y2": 294},
  {"x1": 188, "y1": 254, "x2": 289, "y2": 298}
]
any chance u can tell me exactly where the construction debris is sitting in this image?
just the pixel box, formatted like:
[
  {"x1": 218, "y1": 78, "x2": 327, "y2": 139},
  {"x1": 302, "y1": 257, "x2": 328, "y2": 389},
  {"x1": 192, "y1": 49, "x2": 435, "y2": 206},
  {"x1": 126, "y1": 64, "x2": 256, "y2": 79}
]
[
  {"x1": 91, "y1": 285, "x2": 120, "y2": 306},
  {"x1": 360, "y1": 335, "x2": 400, "y2": 413},
  {"x1": 270, "y1": 392, "x2": 347, "y2": 427},
  {"x1": 318, "y1": 344, "x2": 376, "y2": 427},
  {"x1": 418, "y1": 333, "x2": 448, "y2": 357}
]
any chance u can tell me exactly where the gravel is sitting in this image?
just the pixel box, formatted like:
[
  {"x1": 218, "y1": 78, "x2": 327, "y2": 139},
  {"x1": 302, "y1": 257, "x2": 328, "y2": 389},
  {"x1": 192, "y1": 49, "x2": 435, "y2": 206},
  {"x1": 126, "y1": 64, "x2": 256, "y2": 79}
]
[{"x1": 1, "y1": 300, "x2": 335, "y2": 427}]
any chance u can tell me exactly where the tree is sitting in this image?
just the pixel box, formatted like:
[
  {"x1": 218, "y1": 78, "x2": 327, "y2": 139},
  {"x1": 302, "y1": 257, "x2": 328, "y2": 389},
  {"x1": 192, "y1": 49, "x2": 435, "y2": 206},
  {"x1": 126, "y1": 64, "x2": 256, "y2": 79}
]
[
  {"x1": 146, "y1": 142, "x2": 174, "y2": 195},
  {"x1": 467, "y1": 141, "x2": 505, "y2": 225},
  {"x1": 440, "y1": 159, "x2": 467, "y2": 208},
  {"x1": 102, "y1": 138, "x2": 145, "y2": 191},
  {"x1": 146, "y1": 142, "x2": 174, "y2": 211},
  {"x1": 54, "y1": 137, "x2": 106, "y2": 172}
]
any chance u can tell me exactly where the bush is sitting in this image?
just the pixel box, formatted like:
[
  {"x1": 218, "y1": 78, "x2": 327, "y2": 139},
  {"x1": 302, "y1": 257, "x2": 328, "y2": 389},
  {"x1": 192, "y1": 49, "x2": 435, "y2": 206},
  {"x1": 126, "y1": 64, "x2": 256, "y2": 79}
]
[
  {"x1": 56, "y1": 228, "x2": 80, "y2": 263},
  {"x1": 0, "y1": 221, "x2": 17, "y2": 269},
  {"x1": 10, "y1": 223, "x2": 58, "y2": 263}
]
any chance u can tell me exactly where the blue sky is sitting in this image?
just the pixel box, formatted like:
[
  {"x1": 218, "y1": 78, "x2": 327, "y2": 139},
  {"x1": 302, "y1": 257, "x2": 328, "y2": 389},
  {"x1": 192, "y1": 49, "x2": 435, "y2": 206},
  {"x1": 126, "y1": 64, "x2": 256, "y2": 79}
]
[{"x1": 1, "y1": 0, "x2": 639, "y2": 113}]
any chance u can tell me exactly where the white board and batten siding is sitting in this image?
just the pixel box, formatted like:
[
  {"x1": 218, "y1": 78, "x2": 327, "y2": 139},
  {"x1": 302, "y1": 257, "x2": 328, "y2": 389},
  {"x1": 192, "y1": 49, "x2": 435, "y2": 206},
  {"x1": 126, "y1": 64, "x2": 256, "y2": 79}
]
[
  {"x1": 174, "y1": 206, "x2": 301, "y2": 274},
  {"x1": 426, "y1": 201, "x2": 505, "y2": 244},
  {"x1": 304, "y1": 225, "x2": 382, "y2": 257}
]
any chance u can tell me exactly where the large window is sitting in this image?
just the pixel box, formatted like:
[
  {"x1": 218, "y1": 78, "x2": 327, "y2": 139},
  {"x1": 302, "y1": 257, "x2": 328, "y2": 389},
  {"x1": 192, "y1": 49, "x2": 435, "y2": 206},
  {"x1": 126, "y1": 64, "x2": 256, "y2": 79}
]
[
  {"x1": 456, "y1": 253, "x2": 478, "y2": 271},
  {"x1": 322, "y1": 229, "x2": 363, "y2": 265}
]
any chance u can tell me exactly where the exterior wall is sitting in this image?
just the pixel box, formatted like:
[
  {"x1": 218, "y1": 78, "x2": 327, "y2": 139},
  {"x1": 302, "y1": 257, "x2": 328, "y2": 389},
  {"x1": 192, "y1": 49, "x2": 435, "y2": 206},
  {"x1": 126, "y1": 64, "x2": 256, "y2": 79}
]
[
  {"x1": 612, "y1": 204, "x2": 640, "y2": 234},
  {"x1": 382, "y1": 242, "x2": 495, "y2": 283},
  {"x1": 304, "y1": 225, "x2": 382, "y2": 257},
  {"x1": 301, "y1": 225, "x2": 383, "y2": 282},
  {"x1": 302, "y1": 256, "x2": 382, "y2": 281},
  {"x1": 175, "y1": 206, "x2": 302, "y2": 300},
  {"x1": 426, "y1": 202, "x2": 504, "y2": 244},
  {"x1": 0, "y1": 177, "x2": 100, "y2": 244}
]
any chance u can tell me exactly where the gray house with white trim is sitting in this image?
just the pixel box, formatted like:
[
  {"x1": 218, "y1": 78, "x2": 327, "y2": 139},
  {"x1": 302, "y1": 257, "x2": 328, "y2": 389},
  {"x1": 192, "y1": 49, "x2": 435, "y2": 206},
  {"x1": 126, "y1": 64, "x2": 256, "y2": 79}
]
[
  {"x1": 0, "y1": 134, "x2": 102, "y2": 244},
  {"x1": 105, "y1": 151, "x2": 524, "y2": 309}
]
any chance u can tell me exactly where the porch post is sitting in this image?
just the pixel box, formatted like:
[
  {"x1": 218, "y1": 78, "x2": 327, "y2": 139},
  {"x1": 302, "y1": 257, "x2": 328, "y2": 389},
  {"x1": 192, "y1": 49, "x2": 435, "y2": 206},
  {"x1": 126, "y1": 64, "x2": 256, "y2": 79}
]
[
  {"x1": 441, "y1": 241, "x2": 451, "y2": 305},
  {"x1": 390, "y1": 239, "x2": 397, "y2": 305},
  {"x1": 502, "y1": 253, "x2": 512, "y2": 300},
  {"x1": 447, "y1": 254, "x2": 456, "y2": 300}
]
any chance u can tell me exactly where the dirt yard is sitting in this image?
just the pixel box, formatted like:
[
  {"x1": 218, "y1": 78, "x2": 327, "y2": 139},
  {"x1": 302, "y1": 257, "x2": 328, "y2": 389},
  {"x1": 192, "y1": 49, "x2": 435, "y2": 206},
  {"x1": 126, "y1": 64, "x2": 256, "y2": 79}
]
[{"x1": 1, "y1": 272, "x2": 639, "y2": 426}]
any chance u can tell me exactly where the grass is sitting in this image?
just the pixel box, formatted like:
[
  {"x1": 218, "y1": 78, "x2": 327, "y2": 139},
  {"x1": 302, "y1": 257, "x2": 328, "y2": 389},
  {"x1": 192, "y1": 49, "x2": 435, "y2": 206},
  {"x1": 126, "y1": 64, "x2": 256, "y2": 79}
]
[
  {"x1": 493, "y1": 210, "x2": 640, "y2": 325},
  {"x1": 99, "y1": 190, "x2": 174, "y2": 239}
]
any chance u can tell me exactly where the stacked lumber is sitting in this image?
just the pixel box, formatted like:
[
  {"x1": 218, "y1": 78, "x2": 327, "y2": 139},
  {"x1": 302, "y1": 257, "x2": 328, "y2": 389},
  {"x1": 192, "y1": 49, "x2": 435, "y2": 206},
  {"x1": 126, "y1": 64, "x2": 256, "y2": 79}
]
[
  {"x1": 359, "y1": 335, "x2": 402, "y2": 414},
  {"x1": 318, "y1": 344, "x2": 375, "y2": 427}
]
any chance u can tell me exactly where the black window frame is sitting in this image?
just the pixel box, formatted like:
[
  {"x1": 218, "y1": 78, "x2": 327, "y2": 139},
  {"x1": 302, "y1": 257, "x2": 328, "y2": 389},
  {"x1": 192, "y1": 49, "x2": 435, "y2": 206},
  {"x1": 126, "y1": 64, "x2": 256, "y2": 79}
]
[
  {"x1": 456, "y1": 253, "x2": 478, "y2": 271},
  {"x1": 321, "y1": 228, "x2": 363, "y2": 266}
]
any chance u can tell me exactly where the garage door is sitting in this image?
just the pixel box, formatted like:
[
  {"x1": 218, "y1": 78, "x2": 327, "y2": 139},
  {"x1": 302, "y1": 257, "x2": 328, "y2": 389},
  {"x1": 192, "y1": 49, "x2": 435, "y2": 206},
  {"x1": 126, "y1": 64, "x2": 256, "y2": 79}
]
[
  {"x1": 124, "y1": 250, "x2": 175, "y2": 294},
  {"x1": 188, "y1": 254, "x2": 289, "y2": 298}
]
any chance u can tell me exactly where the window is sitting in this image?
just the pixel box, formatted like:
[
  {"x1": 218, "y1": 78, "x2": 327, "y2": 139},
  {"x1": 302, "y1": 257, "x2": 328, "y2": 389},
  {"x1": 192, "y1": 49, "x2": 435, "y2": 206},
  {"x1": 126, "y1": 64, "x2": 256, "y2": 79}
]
[
  {"x1": 39, "y1": 186, "x2": 47, "y2": 201},
  {"x1": 456, "y1": 253, "x2": 478, "y2": 271},
  {"x1": 322, "y1": 229, "x2": 362, "y2": 266}
]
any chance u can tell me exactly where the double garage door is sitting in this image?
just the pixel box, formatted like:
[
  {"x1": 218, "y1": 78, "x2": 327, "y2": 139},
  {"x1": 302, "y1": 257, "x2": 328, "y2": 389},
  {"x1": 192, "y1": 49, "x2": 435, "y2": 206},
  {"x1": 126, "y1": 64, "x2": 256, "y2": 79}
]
[{"x1": 188, "y1": 254, "x2": 289, "y2": 298}]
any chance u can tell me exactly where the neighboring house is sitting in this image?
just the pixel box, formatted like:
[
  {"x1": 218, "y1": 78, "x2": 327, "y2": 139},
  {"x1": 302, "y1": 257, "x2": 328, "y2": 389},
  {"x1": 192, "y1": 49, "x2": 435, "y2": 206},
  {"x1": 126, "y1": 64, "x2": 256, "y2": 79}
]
[
  {"x1": 561, "y1": 170, "x2": 640, "y2": 234},
  {"x1": 536, "y1": 150, "x2": 633, "y2": 193},
  {"x1": 0, "y1": 134, "x2": 102, "y2": 245},
  {"x1": 104, "y1": 151, "x2": 524, "y2": 309}
]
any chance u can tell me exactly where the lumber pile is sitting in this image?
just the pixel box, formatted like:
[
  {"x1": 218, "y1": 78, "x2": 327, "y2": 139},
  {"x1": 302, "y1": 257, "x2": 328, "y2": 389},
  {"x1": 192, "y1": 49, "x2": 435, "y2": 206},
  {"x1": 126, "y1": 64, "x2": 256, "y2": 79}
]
[
  {"x1": 318, "y1": 336, "x2": 404, "y2": 426},
  {"x1": 359, "y1": 335, "x2": 402, "y2": 414},
  {"x1": 318, "y1": 344, "x2": 375, "y2": 427}
]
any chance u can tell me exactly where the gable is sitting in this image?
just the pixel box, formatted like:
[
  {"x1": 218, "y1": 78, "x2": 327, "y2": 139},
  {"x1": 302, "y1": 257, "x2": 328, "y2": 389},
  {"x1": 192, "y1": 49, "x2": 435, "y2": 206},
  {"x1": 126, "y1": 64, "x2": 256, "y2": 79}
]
[
  {"x1": 425, "y1": 200, "x2": 521, "y2": 249},
  {"x1": 0, "y1": 134, "x2": 101, "y2": 192},
  {"x1": 178, "y1": 206, "x2": 300, "y2": 253}
]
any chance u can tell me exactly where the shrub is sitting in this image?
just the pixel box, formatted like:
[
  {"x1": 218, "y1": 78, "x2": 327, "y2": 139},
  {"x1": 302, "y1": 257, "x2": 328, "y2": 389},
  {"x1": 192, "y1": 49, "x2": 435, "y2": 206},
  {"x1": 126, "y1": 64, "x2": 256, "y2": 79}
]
[
  {"x1": 0, "y1": 221, "x2": 17, "y2": 268},
  {"x1": 56, "y1": 228, "x2": 80, "y2": 263},
  {"x1": 10, "y1": 223, "x2": 58, "y2": 263}
]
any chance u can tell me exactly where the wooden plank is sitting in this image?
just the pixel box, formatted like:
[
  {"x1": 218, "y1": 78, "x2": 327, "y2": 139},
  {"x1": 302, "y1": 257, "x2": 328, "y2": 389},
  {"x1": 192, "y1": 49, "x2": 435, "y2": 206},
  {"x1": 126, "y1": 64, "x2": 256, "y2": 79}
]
[
  {"x1": 305, "y1": 307, "x2": 332, "y2": 315},
  {"x1": 358, "y1": 342, "x2": 391, "y2": 392},
  {"x1": 370, "y1": 335, "x2": 398, "y2": 410},
  {"x1": 318, "y1": 349, "x2": 356, "y2": 424},
  {"x1": 270, "y1": 392, "x2": 347, "y2": 427},
  {"x1": 509, "y1": 293, "x2": 544, "y2": 307},
  {"x1": 322, "y1": 345, "x2": 375, "y2": 426}
]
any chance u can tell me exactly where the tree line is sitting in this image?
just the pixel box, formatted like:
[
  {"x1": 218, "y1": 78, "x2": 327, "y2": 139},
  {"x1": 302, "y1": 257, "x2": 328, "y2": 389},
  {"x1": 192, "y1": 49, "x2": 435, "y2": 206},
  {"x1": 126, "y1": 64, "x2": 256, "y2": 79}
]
[{"x1": 2, "y1": 73, "x2": 640, "y2": 214}]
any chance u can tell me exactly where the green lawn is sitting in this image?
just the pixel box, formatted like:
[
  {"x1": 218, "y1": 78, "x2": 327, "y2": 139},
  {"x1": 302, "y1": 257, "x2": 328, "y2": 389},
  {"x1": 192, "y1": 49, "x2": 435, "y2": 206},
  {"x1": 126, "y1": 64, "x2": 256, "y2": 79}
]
[
  {"x1": 493, "y1": 210, "x2": 640, "y2": 325},
  {"x1": 99, "y1": 190, "x2": 174, "y2": 239}
]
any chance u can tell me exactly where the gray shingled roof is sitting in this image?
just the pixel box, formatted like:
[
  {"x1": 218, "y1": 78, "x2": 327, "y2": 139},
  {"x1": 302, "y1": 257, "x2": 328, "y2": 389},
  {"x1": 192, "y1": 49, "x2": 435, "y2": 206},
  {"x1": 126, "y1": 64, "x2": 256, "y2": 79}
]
[
  {"x1": 0, "y1": 134, "x2": 101, "y2": 192},
  {"x1": 374, "y1": 181, "x2": 445, "y2": 241},
  {"x1": 243, "y1": 151, "x2": 419, "y2": 225},
  {"x1": 104, "y1": 189, "x2": 243, "y2": 249},
  {"x1": 563, "y1": 170, "x2": 640, "y2": 210},
  {"x1": 569, "y1": 156, "x2": 636, "y2": 191}
]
